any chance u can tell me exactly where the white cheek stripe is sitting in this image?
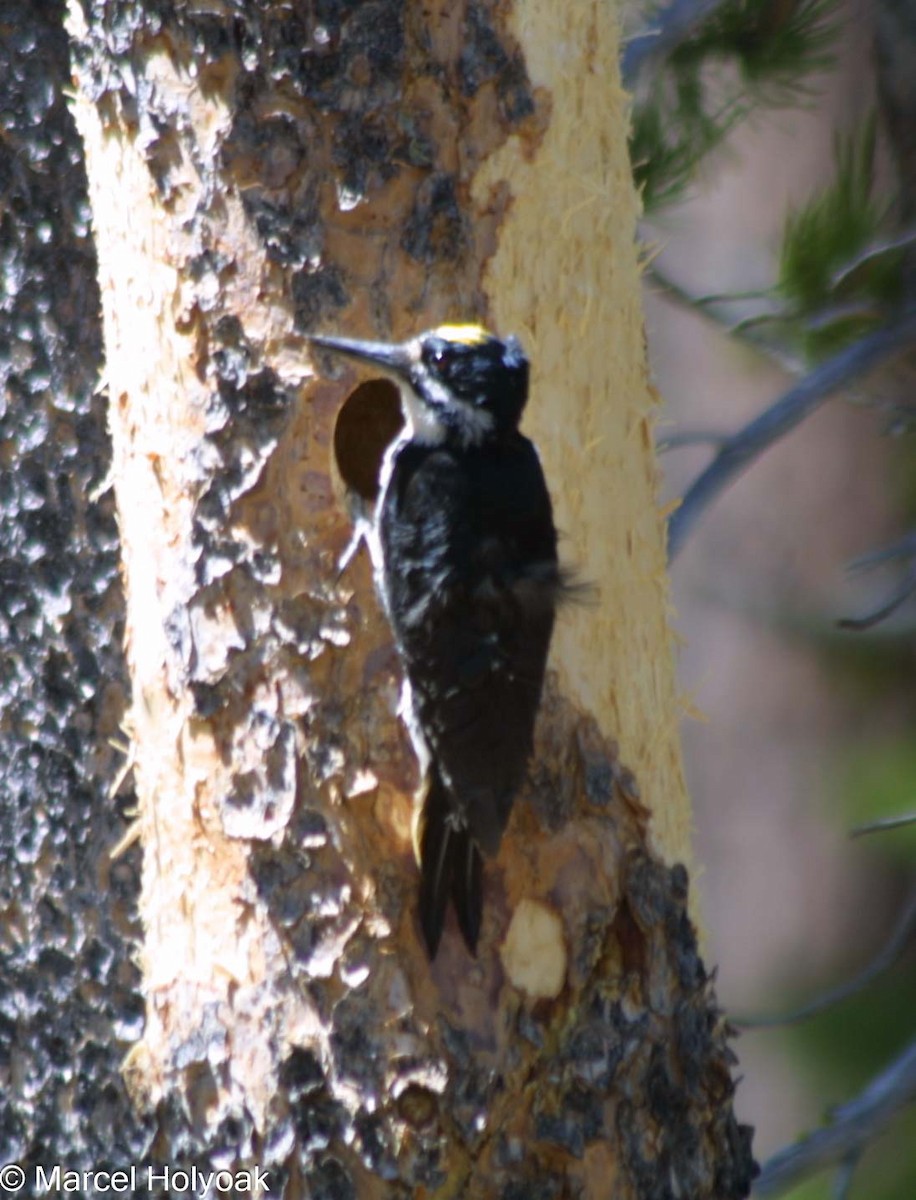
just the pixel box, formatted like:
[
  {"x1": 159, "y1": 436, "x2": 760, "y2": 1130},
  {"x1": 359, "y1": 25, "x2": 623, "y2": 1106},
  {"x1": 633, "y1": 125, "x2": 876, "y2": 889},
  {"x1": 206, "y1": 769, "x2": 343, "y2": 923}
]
[
  {"x1": 401, "y1": 389, "x2": 447, "y2": 445},
  {"x1": 401, "y1": 379, "x2": 494, "y2": 447}
]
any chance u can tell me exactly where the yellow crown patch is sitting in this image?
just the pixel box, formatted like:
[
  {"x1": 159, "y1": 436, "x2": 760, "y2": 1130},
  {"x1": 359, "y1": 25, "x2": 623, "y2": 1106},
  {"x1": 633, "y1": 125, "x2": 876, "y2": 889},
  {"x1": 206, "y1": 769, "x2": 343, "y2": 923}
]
[{"x1": 434, "y1": 323, "x2": 491, "y2": 345}]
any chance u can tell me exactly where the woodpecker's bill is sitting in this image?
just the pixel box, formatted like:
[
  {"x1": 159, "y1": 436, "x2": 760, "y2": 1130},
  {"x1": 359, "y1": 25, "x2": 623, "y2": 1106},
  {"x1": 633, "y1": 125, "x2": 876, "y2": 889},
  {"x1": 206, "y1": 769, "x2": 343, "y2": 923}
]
[{"x1": 312, "y1": 324, "x2": 560, "y2": 958}]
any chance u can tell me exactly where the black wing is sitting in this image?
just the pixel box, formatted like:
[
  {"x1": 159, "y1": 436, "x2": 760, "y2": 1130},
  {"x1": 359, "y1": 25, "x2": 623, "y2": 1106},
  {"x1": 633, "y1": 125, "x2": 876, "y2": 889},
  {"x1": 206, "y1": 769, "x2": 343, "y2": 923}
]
[{"x1": 380, "y1": 433, "x2": 559, "y2": 856}]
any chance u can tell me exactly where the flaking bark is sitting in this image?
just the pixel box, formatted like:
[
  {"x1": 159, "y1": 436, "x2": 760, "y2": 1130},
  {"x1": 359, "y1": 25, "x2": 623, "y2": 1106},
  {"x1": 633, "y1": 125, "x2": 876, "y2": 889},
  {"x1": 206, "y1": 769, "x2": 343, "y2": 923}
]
[{"x1": 60, "y1": 0, "x2": 757, "y2": 1195}]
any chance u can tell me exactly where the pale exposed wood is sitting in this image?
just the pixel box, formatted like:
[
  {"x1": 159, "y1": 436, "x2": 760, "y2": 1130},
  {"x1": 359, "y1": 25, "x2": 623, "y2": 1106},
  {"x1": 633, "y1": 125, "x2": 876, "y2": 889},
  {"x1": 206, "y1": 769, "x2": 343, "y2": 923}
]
[
  {"x1": 66, "y1": 38, "x2": 307, "y2": 1130},
  {"x1": 475, "y1": 1, "x2": 693, "y2": 871}
]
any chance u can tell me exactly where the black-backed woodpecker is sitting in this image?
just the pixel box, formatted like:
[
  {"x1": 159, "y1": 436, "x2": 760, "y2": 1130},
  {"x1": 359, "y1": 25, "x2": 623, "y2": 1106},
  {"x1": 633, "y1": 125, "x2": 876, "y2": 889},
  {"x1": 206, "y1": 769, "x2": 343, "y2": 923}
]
[{"x1": 312, "y1": 324, "x2": 561, "y2": 958}]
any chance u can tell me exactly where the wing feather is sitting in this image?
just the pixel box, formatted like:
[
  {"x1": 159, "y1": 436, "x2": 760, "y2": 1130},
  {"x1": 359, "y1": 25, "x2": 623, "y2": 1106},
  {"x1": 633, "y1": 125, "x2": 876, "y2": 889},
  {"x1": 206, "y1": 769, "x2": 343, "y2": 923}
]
[{"x1": 380, "y1": 434, "x2": 558, "y2": 859}]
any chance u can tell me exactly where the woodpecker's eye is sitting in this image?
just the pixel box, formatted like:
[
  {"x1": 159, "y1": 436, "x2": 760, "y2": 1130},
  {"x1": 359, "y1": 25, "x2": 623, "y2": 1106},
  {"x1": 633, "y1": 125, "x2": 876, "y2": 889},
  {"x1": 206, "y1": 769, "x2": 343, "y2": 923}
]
[{"x1": 423, "y1": 338, "x2": 456, "y2": 372}]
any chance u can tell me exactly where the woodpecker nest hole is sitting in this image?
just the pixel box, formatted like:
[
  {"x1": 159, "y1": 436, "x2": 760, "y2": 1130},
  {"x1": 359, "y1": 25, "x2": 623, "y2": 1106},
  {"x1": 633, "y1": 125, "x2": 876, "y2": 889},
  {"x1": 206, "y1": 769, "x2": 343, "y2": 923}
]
[{"x1": 332, "y1": 378, "x2": 403, "y2": 505}]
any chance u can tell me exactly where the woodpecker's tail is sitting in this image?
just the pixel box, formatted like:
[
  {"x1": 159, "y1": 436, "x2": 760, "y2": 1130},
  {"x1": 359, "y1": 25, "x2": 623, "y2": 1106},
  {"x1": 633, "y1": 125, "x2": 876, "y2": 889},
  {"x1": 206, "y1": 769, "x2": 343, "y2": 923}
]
[{"x1": 418, "y1": 772, "x2": 482, "y2": 958}]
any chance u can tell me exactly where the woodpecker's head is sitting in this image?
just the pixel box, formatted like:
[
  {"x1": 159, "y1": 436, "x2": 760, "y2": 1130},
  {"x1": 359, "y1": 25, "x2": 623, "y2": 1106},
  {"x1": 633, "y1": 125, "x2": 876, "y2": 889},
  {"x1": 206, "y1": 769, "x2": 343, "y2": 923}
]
[{"x1": 311, "y1": 324, "x2": 529, "y2": 446}]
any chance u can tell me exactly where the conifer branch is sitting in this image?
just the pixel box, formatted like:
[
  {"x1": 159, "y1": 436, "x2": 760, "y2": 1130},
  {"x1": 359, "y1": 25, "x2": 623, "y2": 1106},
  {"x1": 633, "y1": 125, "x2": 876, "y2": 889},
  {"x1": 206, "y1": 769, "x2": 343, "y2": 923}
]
[
  {"x1": 738, "y1": 890, "x2": 916, "y2": 1030},
  {"x1": 667, "y1": 309, "x2": 916, "y2": 560},
  {"x1": 755, "y1": 1039, "x2": 916, "y2": 1196}
]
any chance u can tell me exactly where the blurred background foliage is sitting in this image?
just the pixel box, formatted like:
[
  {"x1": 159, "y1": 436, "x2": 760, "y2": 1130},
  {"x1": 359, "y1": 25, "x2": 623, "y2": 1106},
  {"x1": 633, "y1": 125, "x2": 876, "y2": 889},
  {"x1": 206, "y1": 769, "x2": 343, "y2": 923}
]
[{"x1": 624, "y1": 0, "x2": 916, "y2": 1195}]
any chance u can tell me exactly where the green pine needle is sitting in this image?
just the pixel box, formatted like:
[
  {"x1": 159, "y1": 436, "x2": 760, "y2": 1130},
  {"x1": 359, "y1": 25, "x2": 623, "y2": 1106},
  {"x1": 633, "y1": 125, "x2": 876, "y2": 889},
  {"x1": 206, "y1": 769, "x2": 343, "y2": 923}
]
[
  {"x1": 632, "y1": 0, "x2": 842, "y2": 210},
  {"x1": 779, "y1": 117, "x2": 904, "y2": 356},
  {"x1": 781, "y1": 118, "x2": 881, "y2": 309},
  {"x1": 683, "y1": 0, "x2": 839, "y2": 101}
]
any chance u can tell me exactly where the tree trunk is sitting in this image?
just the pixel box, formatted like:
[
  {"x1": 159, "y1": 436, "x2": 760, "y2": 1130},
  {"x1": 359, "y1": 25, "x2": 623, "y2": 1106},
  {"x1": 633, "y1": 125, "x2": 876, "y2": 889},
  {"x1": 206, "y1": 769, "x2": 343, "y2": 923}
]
[
  {"x1": 3, "y1": 0, "x2": 760, "y2": 1194},
  {"x1": 0, "y1": 0, "x2": 152, "y2": 1180}
]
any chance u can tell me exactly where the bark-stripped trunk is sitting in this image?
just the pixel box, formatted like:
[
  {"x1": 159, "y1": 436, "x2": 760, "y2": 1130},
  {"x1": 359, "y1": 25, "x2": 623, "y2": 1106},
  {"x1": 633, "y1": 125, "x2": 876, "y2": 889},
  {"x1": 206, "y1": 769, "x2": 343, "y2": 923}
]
[{"x1": 60, "y1": 0, "x2": 756, "y2": 1194}]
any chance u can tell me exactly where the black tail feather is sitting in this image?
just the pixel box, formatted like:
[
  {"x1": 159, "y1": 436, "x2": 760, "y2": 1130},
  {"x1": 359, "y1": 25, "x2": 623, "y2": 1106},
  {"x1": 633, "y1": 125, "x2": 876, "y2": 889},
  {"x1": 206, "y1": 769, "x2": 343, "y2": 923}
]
[
  {"x1": 418, "y1": 772, "x2": 482, "y2": 958},
  {"x1": 450, "y1": 835, "x2": 482, "y2": 954},
  {"x1": 418, "y1": 792, "x2": 451, "y2": 958}
]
